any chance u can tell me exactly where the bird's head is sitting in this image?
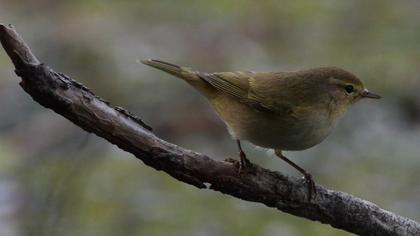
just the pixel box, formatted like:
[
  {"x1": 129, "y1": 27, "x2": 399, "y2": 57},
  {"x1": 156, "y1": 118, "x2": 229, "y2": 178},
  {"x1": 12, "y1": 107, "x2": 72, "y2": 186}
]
[
  {"x1": 296, "y1": 67, "x2": 381, "y2": 120},
  {"x1": 323, "y1": 67, "x2": 381, "y2": 107}
]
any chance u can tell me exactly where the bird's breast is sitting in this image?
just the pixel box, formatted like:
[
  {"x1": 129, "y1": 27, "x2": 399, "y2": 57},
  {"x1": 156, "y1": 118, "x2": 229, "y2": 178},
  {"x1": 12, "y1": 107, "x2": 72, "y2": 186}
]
[{"x1": 211, "y1": 95, "x2": 336, "y2": 151}]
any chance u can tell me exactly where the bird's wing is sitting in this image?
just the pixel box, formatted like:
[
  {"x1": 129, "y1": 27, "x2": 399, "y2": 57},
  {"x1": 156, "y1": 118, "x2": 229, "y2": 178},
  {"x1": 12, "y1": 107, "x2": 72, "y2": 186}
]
[{"x1": 198, "y1": 71, "x2": 296, "y2": 115}]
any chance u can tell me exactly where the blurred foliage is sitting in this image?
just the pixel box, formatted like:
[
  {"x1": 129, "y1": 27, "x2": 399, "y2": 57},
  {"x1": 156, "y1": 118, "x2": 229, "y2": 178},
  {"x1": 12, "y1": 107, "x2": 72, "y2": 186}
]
[{"x1": 0, "y1": 1, "x2": 420, "y2": 235}]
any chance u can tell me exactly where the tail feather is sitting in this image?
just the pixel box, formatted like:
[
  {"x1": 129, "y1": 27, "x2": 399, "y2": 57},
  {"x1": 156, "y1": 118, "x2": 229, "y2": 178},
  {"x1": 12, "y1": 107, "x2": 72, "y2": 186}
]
[
  {"x1": 141, "y1": 59, "x2": 196, "y2": 80},
  {"x1": 141, "y1": 59, "x2": 215, "y2": 97}
]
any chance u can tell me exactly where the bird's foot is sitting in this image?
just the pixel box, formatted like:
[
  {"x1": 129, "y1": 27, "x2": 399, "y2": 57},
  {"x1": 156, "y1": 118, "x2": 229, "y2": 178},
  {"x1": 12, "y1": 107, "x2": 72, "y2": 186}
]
[
  {"x1": 226, "y1": 142, "x2": 256, "y2": 174},
  {"x1": 238, "y1": 150, "x2": 255, "y2": 174},
  {"x1": 302, "y1": 172, "x2": 316, "y2": 201}
]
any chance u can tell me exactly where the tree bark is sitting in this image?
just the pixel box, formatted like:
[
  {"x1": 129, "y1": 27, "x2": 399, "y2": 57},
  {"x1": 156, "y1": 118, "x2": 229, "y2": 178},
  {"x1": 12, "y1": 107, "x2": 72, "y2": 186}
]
[{"x1": 1, "y1": 23, "x2": 419, "y2": 236}]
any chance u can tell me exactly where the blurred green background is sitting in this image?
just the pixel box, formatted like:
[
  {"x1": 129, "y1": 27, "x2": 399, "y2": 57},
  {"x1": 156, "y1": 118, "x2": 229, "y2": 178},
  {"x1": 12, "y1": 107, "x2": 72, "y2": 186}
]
[{"x1": 1, "y1": 1, "x2": 420, "y2": 235}]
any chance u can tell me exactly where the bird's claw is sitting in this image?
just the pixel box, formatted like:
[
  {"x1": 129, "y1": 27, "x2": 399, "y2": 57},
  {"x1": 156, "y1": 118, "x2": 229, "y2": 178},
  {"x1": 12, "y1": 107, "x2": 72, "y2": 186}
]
[
  {"x1": 238, "y1": 150, "x2": 254, "y2": 174},
  {"x1": 302, "y1": 172, "x2": 316, "y2": 201}
]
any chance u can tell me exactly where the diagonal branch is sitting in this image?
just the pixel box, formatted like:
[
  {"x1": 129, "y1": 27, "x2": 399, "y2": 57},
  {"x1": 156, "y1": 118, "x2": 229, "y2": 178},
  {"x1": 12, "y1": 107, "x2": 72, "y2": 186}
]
[{"x1": 1, "y1": 23, "x2": 419, "y2": 236}]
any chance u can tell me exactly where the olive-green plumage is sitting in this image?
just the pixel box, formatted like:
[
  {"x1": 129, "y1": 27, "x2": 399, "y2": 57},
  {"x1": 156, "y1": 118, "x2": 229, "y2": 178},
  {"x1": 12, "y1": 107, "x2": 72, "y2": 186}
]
[
  {"x1": 142, "y1": 59, "x2": 380, "y2": 151},
  {"x1": 142, "y1": 59, "x2": 380, "y2": 199}
]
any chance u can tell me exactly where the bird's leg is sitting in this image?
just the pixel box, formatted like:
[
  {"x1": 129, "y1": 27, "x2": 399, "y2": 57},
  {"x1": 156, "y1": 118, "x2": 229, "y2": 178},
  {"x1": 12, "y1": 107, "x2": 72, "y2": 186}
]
[
  {"x1": 236, "y1": 139, "x2": 252, "y2": 172},
  {"x1": 274, "y1": 149, "x2": 316, "y2": 201}
]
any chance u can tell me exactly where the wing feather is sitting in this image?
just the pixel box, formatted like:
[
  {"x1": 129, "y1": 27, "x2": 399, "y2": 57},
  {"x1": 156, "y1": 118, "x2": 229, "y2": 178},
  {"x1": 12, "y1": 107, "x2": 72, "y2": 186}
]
[{"x1": 198, "y1": 71, "x2": 294, "y2": 114}]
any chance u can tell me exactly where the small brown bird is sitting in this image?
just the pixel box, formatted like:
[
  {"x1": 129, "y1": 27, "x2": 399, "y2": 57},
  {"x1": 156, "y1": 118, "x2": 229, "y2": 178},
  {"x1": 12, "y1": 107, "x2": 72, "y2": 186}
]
[{"x1": 142, "y1": 59, "x2": 381, "y2": 200}]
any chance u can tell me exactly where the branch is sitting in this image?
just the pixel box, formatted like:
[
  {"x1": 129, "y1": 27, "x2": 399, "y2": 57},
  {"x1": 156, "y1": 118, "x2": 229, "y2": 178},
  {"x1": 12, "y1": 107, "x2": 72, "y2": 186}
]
[{"x1": 1, "y1": 23, "x2": 419, "y2": 236}]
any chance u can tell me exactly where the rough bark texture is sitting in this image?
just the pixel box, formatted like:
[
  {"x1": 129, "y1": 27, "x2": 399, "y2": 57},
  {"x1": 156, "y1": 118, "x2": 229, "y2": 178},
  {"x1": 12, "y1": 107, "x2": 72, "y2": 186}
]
[{"x1": 1, "y1": 23, "x2": 419, "y2": 236}]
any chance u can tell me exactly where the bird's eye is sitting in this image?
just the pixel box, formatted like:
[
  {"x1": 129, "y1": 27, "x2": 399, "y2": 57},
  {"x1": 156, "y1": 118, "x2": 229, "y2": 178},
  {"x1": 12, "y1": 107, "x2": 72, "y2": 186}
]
[{"x1": 344, "y1": 85, "x2": 354, "y2": 94}]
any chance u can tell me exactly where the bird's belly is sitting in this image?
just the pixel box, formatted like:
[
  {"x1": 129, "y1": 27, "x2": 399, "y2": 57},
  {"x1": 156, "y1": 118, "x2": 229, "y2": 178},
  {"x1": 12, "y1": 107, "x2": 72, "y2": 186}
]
[
  {"x1": 211, "y1": 96, "x2": 334, "y2": 151},
  {"x1": 243, "y1": 121, "x2": 332, "y2": 150}
]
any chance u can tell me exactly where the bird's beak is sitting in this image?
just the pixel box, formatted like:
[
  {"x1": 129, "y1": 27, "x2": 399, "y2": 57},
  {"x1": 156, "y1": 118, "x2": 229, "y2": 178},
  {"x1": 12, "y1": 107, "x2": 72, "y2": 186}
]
[{"x1": 361, "y1": 89, "x2": 381, "y2": 99}]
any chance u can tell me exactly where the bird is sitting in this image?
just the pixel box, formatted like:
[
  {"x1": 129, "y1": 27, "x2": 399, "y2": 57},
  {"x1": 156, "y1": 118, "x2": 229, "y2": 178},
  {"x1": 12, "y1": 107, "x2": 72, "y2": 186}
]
[{"x1": 141, "y1": 59, "x2": 381, "y2": 200}]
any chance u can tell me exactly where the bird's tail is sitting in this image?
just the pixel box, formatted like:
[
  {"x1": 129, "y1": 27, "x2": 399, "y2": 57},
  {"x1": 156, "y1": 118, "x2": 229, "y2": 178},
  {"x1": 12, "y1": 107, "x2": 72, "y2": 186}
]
[{"x1": 141, "y1": 59, "x2": 198, "y2": 81}]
